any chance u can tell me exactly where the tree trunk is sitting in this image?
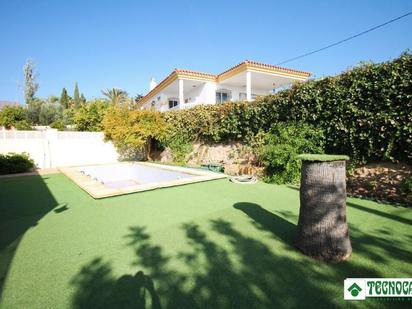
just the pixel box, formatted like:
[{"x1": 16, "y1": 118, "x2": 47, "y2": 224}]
[
  {"x1": 143, "y1": 138, "x2": 153, "y2": 161},
  {"x1": 295, "y1": 160, "x2": 352, "y2": 262}
]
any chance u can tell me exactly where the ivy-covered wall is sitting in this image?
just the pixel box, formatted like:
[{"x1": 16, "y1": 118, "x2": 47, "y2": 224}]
[{"x1": 163, "y1": 52, "x2": 412, "y2": 164}]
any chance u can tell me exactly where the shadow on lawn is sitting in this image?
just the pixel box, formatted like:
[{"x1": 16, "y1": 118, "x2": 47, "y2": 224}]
[
  {"x1": 347, "y1": 201, "x2": 412, "y2": 226},
  {"x1": 233, "y1": 202, "x2": 295, "y2": 244},
  {"x1": 69, "y1": 200, "x2": 412, "y2": 309},
  {"x1": 70, "y1": 257, "x2": 161, "y2": 309},
  {"x1": 0, "y1": 174, "x2": 60, "y2": 298}
]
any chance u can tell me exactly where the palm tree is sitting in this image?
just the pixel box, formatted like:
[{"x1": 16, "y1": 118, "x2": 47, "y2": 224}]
[
  {"x1": 101, "y1": 88, "x2": 129, "y2": 105},
  {"x1": 295, "y1": 155, "x2": 352, "y2": 262}
]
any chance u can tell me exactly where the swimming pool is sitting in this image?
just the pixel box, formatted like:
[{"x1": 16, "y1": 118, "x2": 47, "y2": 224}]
[{"x1": 60, "y1": 162, "x2": 226, "y2": 198}]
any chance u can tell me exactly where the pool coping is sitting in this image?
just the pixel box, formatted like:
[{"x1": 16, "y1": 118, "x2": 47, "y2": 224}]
[{"x1": 59, "y1": 161, "x2": 227, "y2": 198}]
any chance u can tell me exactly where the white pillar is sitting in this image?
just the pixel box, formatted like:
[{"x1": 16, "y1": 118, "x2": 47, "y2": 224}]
[
  {"x1": 246, "y1": 71, "x2": 252, "y2": 101},
  {"x1": 178, "y1": 79, "x2": 184, "y2": 108}
]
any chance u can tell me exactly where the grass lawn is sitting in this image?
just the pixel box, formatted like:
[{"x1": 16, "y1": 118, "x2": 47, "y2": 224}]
[{"x1": 0, "y1": 173, "x2": 411, "y2": 308}]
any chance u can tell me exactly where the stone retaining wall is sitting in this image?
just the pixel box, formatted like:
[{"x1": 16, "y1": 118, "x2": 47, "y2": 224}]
[{"x1": 159, "y1": 142, "x2": 264, "y2": 176}]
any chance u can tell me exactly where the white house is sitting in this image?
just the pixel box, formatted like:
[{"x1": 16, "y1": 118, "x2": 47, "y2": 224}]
[{"x1": 138, "y1": 60, "x2": 311, "y2": 111}]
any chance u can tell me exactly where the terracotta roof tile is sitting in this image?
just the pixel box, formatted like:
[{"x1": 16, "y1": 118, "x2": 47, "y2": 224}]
[
  {"x1": 243, "y1": 60, "x2": 311, "y2": 76},
  {"x1": 218, "y1": 60, "x2": 310, "y2": 77},
  {"x1": 174, "y1": 69, "x2": 216, "y2": 78},
  {"x1": 139, "y1": 61, "x2": 311, "y2": 105}
]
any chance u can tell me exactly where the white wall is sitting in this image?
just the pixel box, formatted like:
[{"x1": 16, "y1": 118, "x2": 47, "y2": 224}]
[
  {"x1": 183, "y1": 81, "x2": 216, "y2": 107},
  {"x1": 142, "y1": 80, "x2": 270, "y2": 112},
  {"x1": 143, "y1": 81, "x2": 217, "y2": 111},
  {"x1": 0, "y1": 129, "x2": 119, "y2": 169},
  {"x1": 142, "y1": 92, "x2": 174, "y2": 112}
]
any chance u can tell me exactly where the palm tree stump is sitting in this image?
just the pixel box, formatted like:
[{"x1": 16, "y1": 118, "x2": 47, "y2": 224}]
[{"x1": 295, "y1": 154, "x2": 352, "y2": 262}]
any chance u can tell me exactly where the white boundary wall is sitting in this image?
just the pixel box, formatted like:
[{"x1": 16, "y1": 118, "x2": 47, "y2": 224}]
[{"x1": 0, "y1": 129, "x2": 119, "y2": 168}]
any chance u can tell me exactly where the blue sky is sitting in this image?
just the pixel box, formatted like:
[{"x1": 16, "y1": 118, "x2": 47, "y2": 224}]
[{"x1": 0, "y1": 0, "x2": 411, "y2": 102}]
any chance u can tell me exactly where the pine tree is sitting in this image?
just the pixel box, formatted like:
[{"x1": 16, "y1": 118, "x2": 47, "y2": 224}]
[
  {"x1": 60, "y1": 88, "x2": 69, "y2": 109},
  {"x1": 80, "y1": 93, "x2": 86, "y2": 104},
  {"x1": 73, "y1": 82, "x2": 80, "y2": 108}
]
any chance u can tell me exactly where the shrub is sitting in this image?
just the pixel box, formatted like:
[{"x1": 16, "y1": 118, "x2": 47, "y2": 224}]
[
  {"x1": 162, "y1": 104, "x2": 221, "y2": 142},
  {"x1": 50, "y1": 120, "x2": 66, "y2": 130},
  {"x1": 400, "y1": 178, "x2": 412, "y2": 194},
  {"x1": 14, "y1": 120, "x2": 33, "y2": 130},
  {"x1": 102, "y1": 106, "x2": 169, "y2": 160},
  {"x1": 257, "y1": 123, "x2": 324, "y2": 184},
  {"x1": 74, "y1": 100, "x2": 109, "y2": 131},
  {"x1": 0, "y1": 106, "x2": 28, "y2": 129},
  {"x1": 163, "y1": 134, "x2": 193, "y2": 164},
  {"x1": 63, "y1": 108, "x2": 76, "y2": 125},
  {"x1": 0, "y1": 152, "x2": 35, "y2": 175}
]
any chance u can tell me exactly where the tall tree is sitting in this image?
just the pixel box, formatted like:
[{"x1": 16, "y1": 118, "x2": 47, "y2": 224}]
[
  {"x1": 27, "y1": 98, "x2": 43, "y2": 124},
  {"x1": 39, "y1": 102, "x2": 62, "y2": 125},
  {"x1": 101, "y1": 88, "x2": 129, "y2": 105},
  {"x1": 23, "y1": 59, "x2": 39, "y2": 105},
  {"x1": 60, "y1": 88, "x2": 69, "y2": 109},
  {"x1": 80, "y1": 93, "x2": 86, "y2": 104},
  {"x1": 73, "y1": 82, "x2": 80, "y2": 108}
]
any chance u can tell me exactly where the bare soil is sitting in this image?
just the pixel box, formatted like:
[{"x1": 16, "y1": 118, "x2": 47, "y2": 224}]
[{"x1": 347, "y1": 162, "x2": 412, "y2": 206}]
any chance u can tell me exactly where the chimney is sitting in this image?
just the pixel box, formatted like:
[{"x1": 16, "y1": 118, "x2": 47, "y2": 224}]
[{"x1": 149, "y1": 77, "x2": 157, "y2": 91}]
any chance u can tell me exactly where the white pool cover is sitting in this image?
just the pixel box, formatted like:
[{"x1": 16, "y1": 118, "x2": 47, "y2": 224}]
[
  {"x1": 81, "y1": 164, "x2": 195, "y2": 189},
  {"x1": 60, "y1": 162, "x2": 226, "y2": 198}
]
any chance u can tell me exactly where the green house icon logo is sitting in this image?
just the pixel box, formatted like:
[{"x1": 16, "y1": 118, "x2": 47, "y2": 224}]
[{"x1": 348, "y1": 283, "x2": 362, "y2": 297}]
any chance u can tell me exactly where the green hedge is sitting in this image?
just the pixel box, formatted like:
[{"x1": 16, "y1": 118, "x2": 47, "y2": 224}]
[
  {"x1": 0, "y1": 153, "x2": 35, "y2": 175},
  {"x1": 163, "y1": 52, "x2": 412, "y2": 164}
]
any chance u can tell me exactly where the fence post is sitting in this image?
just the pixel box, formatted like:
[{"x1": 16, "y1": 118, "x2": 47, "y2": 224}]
[{"x1": 44, "y1": 129, "x2": 58, "y2": 168}]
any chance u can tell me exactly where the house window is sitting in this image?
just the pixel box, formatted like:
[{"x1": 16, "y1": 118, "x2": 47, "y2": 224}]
[
  {"x1": 216, "y1": 90, "x2": 231, "y2": 104},
  {"x1": 168, "y1": 99, "x2": 178, "y2": 109}
]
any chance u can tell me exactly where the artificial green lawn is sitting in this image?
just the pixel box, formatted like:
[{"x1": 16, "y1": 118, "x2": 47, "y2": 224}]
[
  {"x1": 297, "y1": 154, "x2": 350, "y2": 162},
  {"x1": 0, "y1": 173, "x2": 411, "y2": 308}
]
